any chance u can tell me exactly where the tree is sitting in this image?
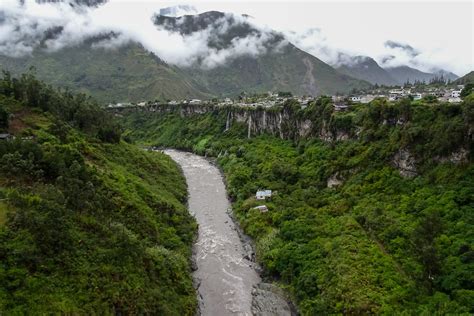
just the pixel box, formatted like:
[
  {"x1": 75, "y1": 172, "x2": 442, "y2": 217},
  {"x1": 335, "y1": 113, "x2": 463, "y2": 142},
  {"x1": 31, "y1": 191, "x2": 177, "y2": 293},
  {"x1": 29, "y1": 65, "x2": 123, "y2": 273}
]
[
  {"x1": 460, "y1": 83, "x2": 473, "y2": 98},
  {"x1": 0, "y1": 103, "x2": 8, "y2": 130}
]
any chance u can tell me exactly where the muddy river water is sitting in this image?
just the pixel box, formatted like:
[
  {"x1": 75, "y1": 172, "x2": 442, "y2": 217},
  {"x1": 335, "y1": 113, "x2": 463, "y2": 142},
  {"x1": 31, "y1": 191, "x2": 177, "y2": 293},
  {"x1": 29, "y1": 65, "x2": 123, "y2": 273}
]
[{"x1": 165, "y1": 150, "x2": 292, "y2": 316}]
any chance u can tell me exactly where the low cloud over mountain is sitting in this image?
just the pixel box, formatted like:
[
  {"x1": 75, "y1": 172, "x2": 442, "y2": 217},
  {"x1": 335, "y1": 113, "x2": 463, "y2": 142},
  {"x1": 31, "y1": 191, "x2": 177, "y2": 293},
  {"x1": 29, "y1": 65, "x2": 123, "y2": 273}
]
[{"x1": 0, "y1": 0, "x2": 283, "y2": 69}]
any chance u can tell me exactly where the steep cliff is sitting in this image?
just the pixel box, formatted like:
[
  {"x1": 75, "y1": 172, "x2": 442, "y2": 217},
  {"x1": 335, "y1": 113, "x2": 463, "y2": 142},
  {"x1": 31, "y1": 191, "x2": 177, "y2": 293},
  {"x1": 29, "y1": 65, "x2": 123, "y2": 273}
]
[{"x1": 118, "y1": 96, "x2": 473, "y2": 177}]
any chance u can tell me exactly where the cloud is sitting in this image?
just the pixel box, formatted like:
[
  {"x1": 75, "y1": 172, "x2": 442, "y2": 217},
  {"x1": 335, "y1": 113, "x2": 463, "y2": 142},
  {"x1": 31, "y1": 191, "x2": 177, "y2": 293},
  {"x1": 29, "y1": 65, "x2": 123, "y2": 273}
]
[
  {"x1": 284, "y1": 26, "x2": 463, "y2": 75},
  {"x1": 0, "y1": 0, "x2": 283, "y2": 69},
  {"x1": 283, "y1": 28, "x2": 356, "y2": 67},
  {"x1": 384, "y1": 40, "x2": 419, "y2": 57}
]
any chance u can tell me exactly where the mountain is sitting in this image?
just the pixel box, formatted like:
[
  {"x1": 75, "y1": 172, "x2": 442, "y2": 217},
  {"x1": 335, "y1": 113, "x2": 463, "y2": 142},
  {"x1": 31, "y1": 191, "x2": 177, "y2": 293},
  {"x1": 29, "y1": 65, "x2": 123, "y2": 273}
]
[
  {"x1": 384, "y1": 65, "x2": 458, "y2": 84},
  {"x1": 336, "y1": 56, "x2": 398, "y2": 86},
  {"x1": 0, "y1": 10, "x2": 370, "y2": 102},
  {"x1": 454, "y1": 71, "x2": 474, "y2": 84},
  {"x1": 336, "y1": 54, "x2": 459, "y2": 86},
  {"x1": 154, "y1": 12, "x2": 371, "y2": 96},
  {"x1": 0, "y1": 40, "x2": 212, "y2": 103},
  {"x1": 35, "y1": 0, "x2": 107, "y2": 6},
  {"x1": 158, "y1": 5, "x2": 198, "y2": 17},
  {"x1": 433, "y1": 69, "x2": 459, "y2": 82}
]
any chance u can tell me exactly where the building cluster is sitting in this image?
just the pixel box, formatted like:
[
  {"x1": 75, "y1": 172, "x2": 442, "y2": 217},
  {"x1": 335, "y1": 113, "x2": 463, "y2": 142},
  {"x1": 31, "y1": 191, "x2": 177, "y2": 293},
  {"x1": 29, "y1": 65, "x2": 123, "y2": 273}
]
[
  {"x1": 106, "y1": 92, "x2": 316, "y2": 110},
  {"x1": 106, "y1": 84, "x2": 468, "y2": 111},
  {"x1": 344, "y1": 84, "x2": 465, "y2": 106},
  {"x1": 253, "y1": 189, "x2": 272, "y2": 213}
]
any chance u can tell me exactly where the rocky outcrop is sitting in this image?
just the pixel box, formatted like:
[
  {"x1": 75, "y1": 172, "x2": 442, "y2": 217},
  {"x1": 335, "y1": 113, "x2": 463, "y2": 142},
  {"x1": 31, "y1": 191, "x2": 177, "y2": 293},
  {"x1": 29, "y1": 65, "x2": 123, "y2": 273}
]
[
  {"x1": 435, "y1": 147, "x2": 469, "y2": 164},
  {"x1": 251, "y1": 283, "x2": 293, "y2": 316},
  {"x1": 327, "y1": 172, "x2": 344, "y2": 188},
  {"x1": 141, "y1": 103, "x2": 314, "y2": 140},
  {"x1": 116, "y1": 103, "x2": 470, "y2": 170},
  {"x1": 392, "y1": 148, "x2": 417, "y2": 178}
]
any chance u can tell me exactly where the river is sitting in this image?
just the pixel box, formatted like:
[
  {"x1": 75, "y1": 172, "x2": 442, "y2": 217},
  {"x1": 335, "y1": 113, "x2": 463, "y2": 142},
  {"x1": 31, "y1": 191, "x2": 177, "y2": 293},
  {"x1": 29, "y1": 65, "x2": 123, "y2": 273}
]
[{"x1": 164, "y1": 150, "x2": 292, "y2": 316}]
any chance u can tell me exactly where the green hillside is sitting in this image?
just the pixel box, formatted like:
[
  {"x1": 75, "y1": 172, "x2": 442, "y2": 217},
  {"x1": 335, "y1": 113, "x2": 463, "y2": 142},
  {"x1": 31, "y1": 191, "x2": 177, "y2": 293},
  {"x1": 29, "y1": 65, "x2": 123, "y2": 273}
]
[
  {"x1": 0, "y1": 73, "x2": 197, "y2": 314},
  {"x1": 121, "y1": 96, "x2": 474, "y2": 314},
  {"x1": 185, "y1": 44, "x2": 370, "y2": 97},
  {"x1": 0, "y1": 42, "x2": 212, "y2": 104},
  {"x1": 456, "y1": 71, "x2": 474, "y2": 84}
]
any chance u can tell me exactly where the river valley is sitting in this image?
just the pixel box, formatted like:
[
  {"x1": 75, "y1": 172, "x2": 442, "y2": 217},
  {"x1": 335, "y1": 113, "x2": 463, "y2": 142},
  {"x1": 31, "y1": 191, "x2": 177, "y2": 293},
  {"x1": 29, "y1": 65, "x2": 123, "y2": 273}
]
[{"x1": 165, "y1": 150, "x2": 292, "y2": 316}]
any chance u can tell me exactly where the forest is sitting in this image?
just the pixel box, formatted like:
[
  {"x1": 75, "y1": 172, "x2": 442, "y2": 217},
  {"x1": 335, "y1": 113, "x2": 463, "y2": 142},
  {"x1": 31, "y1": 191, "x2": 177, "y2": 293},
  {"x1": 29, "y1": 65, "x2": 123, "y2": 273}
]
[
  {"x1": 122, "y1": 93, "x2": 474, "y2": 314},
  {"x1": 0, "y1": 72, "x2": 197, "y2": 314}
]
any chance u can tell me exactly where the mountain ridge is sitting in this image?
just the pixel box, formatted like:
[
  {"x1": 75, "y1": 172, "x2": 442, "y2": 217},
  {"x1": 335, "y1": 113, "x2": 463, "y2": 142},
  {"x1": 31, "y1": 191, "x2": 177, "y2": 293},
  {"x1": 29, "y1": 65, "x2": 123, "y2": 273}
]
[{"x1": 335, "y1": 55, "x2": 459, "y2": 86}]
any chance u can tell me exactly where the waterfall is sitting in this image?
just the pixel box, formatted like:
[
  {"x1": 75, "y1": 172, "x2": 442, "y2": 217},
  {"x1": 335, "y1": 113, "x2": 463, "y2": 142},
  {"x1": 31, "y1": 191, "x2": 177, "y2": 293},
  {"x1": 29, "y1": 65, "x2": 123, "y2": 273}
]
[
  {"x1": 279, "y1": 112, "x2": 284, "y2": 139},
  {"x1": 225, "y1": 111, "x2": 231, "y2": 131},
  {"x1": 248, "y1": 115, "x2": 252, "y2": 139}
]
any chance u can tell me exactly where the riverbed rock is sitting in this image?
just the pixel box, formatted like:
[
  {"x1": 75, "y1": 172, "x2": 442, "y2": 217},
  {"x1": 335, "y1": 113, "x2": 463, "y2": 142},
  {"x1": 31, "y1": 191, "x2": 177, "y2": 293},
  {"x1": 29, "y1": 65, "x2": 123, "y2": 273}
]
[{"x1": 251, "y1": 283, "x2": 292, "y2": 316}]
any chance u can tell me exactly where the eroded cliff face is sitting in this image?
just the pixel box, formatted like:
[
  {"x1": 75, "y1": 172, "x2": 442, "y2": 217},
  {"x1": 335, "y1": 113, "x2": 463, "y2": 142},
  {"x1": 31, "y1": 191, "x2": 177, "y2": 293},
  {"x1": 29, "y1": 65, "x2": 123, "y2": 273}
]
[
  {"x1": 133, "y1": 103, "x2": 348, "y2": 141},
  {"x1": 116, "y1": 103, "x2": 470, "y2": 178}
]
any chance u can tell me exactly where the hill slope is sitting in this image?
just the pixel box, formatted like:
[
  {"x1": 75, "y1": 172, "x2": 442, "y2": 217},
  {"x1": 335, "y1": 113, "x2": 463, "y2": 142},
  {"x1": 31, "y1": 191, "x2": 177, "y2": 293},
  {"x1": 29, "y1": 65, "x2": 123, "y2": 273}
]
[
  {"x1": 384, "y1": 65, "x2": 458, "y2": 84},
  {"x1": 0, "y1": 42, "x2": 212, "y2": 103},
  {"x1": 336, "y1": 55, "x2": 459, "y2": 86},
  {"x1": 0, "y1": 73, "x2": 197, "y2": 313},
  {"x1": 156, "y1": 12, "x2": 371, "y2": 96},
  {"x1": 0, "y1": 11, "x2": 370, "y2": 102},
  {"x1": 455, "y1": 71, "x2": 474, "y2": 84},
  {"x1": 336, "y1": 56, "x2": 398, "y2": 86}
]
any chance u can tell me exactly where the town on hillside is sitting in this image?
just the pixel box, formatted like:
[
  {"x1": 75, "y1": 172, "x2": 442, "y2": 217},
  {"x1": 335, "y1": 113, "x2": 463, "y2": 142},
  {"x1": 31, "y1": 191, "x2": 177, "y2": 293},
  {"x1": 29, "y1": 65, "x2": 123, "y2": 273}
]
[{"x1": 106, "y1": 82, "x2": 471, "y2": 111}]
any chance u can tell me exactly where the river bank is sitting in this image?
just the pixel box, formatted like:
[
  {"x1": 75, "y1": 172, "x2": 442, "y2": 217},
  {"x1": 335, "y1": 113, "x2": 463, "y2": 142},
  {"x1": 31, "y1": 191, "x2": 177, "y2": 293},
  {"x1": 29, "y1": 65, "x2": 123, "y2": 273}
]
[{"x1": 164, "y1": 149, "x2": 293, "y2": 315}]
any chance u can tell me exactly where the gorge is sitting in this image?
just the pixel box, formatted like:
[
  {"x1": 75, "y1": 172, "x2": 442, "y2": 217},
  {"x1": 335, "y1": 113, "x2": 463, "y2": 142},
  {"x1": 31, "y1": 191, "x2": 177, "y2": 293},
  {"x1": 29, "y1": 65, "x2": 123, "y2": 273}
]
[{"x1": 164, "y1": 149, "x2": 292, "y2": 315}]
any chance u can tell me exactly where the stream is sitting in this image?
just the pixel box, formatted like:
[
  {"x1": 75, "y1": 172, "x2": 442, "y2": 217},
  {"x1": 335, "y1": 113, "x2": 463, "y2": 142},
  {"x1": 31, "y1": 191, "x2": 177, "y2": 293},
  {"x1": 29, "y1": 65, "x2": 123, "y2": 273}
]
[{"x1": 164, "y1": 150, "x2": 292, "y2": 316}]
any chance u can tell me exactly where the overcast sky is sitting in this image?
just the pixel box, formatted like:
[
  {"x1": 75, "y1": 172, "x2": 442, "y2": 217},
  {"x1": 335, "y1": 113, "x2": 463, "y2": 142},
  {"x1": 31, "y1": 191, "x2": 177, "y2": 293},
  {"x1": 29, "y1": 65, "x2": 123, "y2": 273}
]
[
  {"x1": 1, "y1": 0, "x2": 472, "y2": 75},
  {"x1": 150, "y1": 0, "x2": 474, "y2": 75}
]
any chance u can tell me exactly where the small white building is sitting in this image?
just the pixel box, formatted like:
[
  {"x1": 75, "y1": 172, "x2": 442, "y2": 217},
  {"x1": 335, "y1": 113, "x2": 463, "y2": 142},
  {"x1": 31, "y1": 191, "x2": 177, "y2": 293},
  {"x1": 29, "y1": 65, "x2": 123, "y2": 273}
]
[
  {"x1": 256, "y1": 190, "x2": 272, "y2": 200},
  {"x1": 451, "y1": 90, "x2": 462, "y2": 98},
  {"x1": 412, "y1": 93, "x2": 422, "y2": 100},
  {"x1": 448, "y1": 97, "x2": 462, "y2": 103},
  {"x1": 253, "y1": 205, "x2": 269, "y2": 213},
  {"x1": 189, "y1": 99, "x2": 202, "y2": 105},
  {"x1": 334, "y1": 104, "x2": 349, "y2": 111},
  {"x1": 350, "y1": 96, "x2": 361, "y2": 103}
]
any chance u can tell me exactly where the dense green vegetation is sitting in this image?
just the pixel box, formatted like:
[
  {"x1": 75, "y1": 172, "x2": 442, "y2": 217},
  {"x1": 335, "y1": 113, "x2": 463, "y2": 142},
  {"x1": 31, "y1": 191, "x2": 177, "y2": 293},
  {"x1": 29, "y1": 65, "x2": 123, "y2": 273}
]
[
  {"x1": 122, "y1": 95, "x2": 474, "y2": 314},
  {"x1": 0, "y1": 72, "x2": 197, "y2": 314},
  {"x1": 0, "y1": 43, "x2": 211, "y2": 103}
]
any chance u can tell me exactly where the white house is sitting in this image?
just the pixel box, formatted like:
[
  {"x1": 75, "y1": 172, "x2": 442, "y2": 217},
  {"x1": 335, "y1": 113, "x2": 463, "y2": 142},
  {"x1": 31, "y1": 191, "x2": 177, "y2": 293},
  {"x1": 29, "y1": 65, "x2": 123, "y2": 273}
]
[
  {"x1": 350, "y1": 96, "x2": 361, "y2": 103},
  {"x1": 412, "y1": 93, "x2": 422, "y2": 100},
  {"x1": 253, "y1": 205, "x2": 269, "y2": 213},
  {"x1": 334, "y1": 104, "x2": 349, "y2": 111},
  {"x1": 451, "y1": 90, "x2": 462, "y2": 98},
  {"x1": 448, "y1": 97, "x2": 462, "y2": 103},
  {"x1": 256, "y1": 190, "x2": 272, "y2": 200},
  {"x1": 189, "y1": 99, "x2": 202, "y2": 105}
]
